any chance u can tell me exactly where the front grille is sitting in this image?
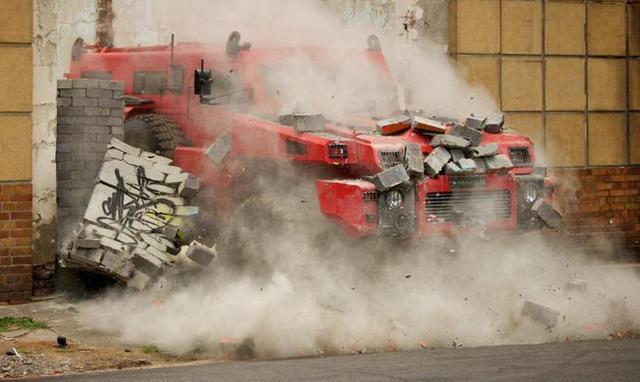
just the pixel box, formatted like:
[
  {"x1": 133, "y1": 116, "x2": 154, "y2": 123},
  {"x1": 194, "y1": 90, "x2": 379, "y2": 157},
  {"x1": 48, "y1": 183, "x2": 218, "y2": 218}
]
[
  {"x1": 425, "y1": 190, "x2": 511, "y2": 223},
  {"x1": 509, "y1": 147, "x2": 531, "y2": 167},
  {"x1": 363, "y1": 191, "x2": 377, "y2": 202},
  {"x1": 379, "y1": 151, "x2": 403, "y2": 168}
]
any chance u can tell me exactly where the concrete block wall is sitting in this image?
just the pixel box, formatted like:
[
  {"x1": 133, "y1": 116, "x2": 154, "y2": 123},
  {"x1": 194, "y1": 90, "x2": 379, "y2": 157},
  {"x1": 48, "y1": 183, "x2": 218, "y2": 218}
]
[{"x1": 56, "y1": 79, "x2": 124, "y2": 250}]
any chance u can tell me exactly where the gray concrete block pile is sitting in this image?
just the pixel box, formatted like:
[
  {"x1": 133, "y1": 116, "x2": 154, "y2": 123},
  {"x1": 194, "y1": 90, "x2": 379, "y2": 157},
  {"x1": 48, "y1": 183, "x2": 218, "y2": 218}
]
[
  {"x1": 423, "y1": 115, "x2": 513, "y2": 178},
  {"x1": 59, "y1": 138, "x2": 216, "y2": 291}
]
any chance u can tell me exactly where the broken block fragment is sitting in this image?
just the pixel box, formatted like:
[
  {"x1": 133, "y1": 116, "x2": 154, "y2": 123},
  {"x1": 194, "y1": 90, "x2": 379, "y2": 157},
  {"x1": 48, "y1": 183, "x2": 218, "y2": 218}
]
[
  {"x1": 424, "y1": 147, "x2": 452, "y2": 177},
  {"x1": 206, "y1": 131, "x2": 233, "y2": 164},
  {"x1": 484, "y1": 114, "x2": 504, "y2": 134},
  {"x1": 178, "y1": 175, "x2": 200, "y2": 200},
  {"x1": 484, "y1": 154, "x2": 513, "y2": 171},
  {"x1": 376, "y1": 115, "x2": 412, "y2": 136},
  {"x1": 531, "y1": 198, "x2": 562, "y2": 228},
  {"x1": 412, "y1": 116, "x2": 447, "y2": 134},
  {"x1": 470, "y1": 143, "x2": 499, "y2": 158},
  {"x1": 430, "y1": 134, "x2": 470, "y2": 149},
  {"x1": 370, "y1": 164, "x2": 410, "y2": 191},
  {"x1": 457, "y1": 158, "x2": 477, "y2": 173},
  {"x1": 465, "y1": 115, "x2": 487, "y2": 130},
  {"x1": 444, "y1": 162, "x2": 464, "y2": 175},
  {"x1": 279, "y1": 113, "x2": 326, "y2": 133},
  {"x1": 521, "y1": 300, "x2": 560, "y2": 328},
  {"x1": 450, "y1": 149, "x2": 465, "y2": 163},
  {"x1": 404, "y1": 143, "x2": 425, "y2": 177},
  {"x1": 185, "y1": 241, "x2": 217, "y2": 267},
  {"x1": 447, "y1": 124, "x2": 482, "y2": 146},
  {"x1": 565, "y1": 279, "x2": 588, "y2": 294}
]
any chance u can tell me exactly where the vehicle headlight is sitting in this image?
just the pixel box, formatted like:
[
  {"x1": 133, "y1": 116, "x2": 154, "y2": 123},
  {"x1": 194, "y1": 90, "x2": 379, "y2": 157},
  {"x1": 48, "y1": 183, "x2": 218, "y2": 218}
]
[
  {"x1": 524, "y1": 183, "x2": 538, "y2": 205},
  {"x1": 385, "y1": 190, "x2": 404, "y2": 209}
]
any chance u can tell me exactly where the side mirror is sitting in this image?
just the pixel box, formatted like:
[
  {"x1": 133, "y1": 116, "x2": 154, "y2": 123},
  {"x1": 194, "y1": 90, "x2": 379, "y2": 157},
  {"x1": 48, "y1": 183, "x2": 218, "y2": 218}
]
[{"x1": 194, "y1": 60, "x2": 212, "y2": 96}]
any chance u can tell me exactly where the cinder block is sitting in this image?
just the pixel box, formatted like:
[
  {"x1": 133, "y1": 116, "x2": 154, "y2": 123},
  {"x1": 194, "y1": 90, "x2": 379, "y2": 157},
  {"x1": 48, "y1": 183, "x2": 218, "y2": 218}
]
[
  {"x1": 163, "y1": 225, "x2": 178, "y2": 239},
  {"x1": 98, "y1": 98, "x2": 123, "y2": 108},
  {"x1": 57, "y1": 98, "x2": 72, "y2": 107},
  {"x1": 166, "y1": 173, "x2": 188, "y2": 184},
  {"x1": 370, "y1": 164, "x2": 410, "y2": 191},
  {"x1": 100, "y1": 250, "x2": 123, "y2": 272},
  {"x1": 473, "y1": 158, "x2": 486, "y2": 174},
  {"x1": 450, "y1": 149, "x2": 465, "y2": 163},
  {"x1": 76, "y1": 238, "x2": 101, "y2": 249},
  {"x1": 448, "y1": 124, "x2": 482, "y2": 146},
  {"x1": 279, "y1": 113, "x2": 326, "y2": 133},
  {"x1": 132, "y1": 248, "x2": 163, "y2": 273},
  {"x1": 185, "y1": 241, "x2": 217, "y2": 266},
  {"x1": 531, "y1": 198, "x2": 562, "y2": 228},
  {"x1": 412, "y1": 116, "x2": 447, "y2": 134},
  {"x1": 98, "y1": 80, "x2": 125, "y2": 91},
  {"x1": 73, "y1": 79, "x2": 100, "y2": 88},
  {"x1": 484, "y1": 114, "x2": 504, "y2": 134},
  {"x1": 72, "y1": 97, "x2": 98, "y2": 107},
  {"x1": 59, "y1": 89, "x2": 86, "y2": 98},
  {"x1": 484, "y1": 154, "x2": 513, "y2": 171},
  {"x1": 97, "y1": 116, "x2": 123, "y2": 126},
  {"x1": 100, "y1": 237, "x2": 127, "y2": 253},
  {"x1": 86, "y1": 88, "x2": 112, "y2": 98},
  {"x1": 470, "y1": 143, "x2": 499, "y2": 158},
  {"x1": 110, "y1": 126, "x2": 124, "y2": 136},
  {"x1": 404, "y1": 143, "x2": 424, "y2": 177},
  {"x1": 430, "y1": 134, "x2": 470, "y2": 149},
  {"x1": 466, "y1": 116, "x2": 487, "y2": 130},
  {"x1": 424, "y1": 146, "x2": 452, "y2": 177},
  {"x1": 457, "y1": 158, "x2": 477, "y2": 173},
  {"x1": 57, "y1": 79, "x2": 73, "y2": 89},
  {"x1": 178, "y1": 175, "x2": 200, "y2": 200},
  {"x1": 521, "y1": 300, "x2": 560, "y2": 328},
  {"x1": 444, "y1": 162, "x2": 464, "y2": 175},
  {"x1": 206, "y1": 132, "x2": 232, "y2": 165},
  {"x1": 376, "y1": 115, "x2": 411, "y2": 135},
  {"x1": 110, "y1": 138, "x2": 141, "y2": 156}
]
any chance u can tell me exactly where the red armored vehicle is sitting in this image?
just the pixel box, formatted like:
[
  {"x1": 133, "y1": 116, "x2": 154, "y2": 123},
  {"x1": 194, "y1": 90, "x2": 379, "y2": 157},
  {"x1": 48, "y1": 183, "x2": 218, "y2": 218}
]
[{"x1": 68, "y1": 32, "x2": 556, "y2": 247}]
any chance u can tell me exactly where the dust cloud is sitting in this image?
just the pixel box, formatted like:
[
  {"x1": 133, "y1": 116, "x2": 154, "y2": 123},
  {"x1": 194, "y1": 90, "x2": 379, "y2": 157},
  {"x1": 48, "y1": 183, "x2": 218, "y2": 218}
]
[{"x1": 77, "y1": 0, "x2": 639, "y2": 358}]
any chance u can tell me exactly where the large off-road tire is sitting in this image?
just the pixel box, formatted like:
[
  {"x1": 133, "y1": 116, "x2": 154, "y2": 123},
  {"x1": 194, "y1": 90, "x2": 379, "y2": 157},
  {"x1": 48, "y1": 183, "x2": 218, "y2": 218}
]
[{"x1": 124, "y1": 114, "x2": 191, "y2": 158}]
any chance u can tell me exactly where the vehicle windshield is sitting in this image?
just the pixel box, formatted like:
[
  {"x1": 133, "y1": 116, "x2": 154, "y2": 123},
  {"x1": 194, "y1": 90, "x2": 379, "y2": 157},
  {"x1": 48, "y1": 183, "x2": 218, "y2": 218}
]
[{"x1": 257, "y1": 51, "x2": 398, "y2": 120}]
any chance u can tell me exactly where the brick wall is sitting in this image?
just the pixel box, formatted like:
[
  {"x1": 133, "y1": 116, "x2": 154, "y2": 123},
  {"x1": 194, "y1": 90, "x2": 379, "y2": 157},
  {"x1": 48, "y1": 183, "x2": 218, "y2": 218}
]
[
  {"x1": 549, "y1": 167, "x2": 640, "y2": 256},
  {"x1": 56, "y1": 79, "x2": 124, "y2": 252},
  {"x1": 0, "y1": 183, "x2": 33, "y2": 302}
]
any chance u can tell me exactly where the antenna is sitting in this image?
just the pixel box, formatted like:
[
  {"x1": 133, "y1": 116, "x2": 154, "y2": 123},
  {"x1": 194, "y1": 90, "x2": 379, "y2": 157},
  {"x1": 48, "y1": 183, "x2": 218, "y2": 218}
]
[{"x1": 170, "y1": 33, "x2": 175, "y2": 66}]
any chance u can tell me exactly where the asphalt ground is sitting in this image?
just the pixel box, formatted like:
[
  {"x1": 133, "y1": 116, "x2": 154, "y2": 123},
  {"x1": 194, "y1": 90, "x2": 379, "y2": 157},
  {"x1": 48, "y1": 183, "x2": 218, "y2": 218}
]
[{"x1": 17, "y1": 338, "x2": 640, "y2": 382}]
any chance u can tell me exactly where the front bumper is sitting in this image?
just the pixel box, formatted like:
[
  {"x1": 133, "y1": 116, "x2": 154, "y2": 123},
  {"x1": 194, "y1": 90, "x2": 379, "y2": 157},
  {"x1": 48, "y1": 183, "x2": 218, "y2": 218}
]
[{"x1": 316, "y1": 173, "x2": 551, "y2": 238}]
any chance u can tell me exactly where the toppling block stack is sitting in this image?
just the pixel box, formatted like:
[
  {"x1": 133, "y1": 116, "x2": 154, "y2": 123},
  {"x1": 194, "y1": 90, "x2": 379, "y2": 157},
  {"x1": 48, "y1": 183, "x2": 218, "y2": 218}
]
[{"x1": 59, "y1": 138, "x2": 216, "y2": 290}]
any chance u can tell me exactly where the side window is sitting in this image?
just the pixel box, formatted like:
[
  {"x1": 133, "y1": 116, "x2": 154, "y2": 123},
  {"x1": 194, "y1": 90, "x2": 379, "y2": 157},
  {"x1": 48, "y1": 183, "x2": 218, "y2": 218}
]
[{"x1": 133, "y1": 71, "x2": 168, "y2": 95}]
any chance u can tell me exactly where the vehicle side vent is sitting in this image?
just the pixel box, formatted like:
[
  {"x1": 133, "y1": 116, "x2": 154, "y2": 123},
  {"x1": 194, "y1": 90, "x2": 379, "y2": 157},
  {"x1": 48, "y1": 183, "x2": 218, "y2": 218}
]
[
  {"x1": 379, "y1": 150, "x2": 403, "y2": 168},
  {"x1": 363, "y1": 191, "x2": 377, "y2": 202},
  {"x1": 509, "y1": 147, "x2": 531, "y2": 167},
  {"x1": 286, "y1": 139, "x2": 307, "y2": 155}
]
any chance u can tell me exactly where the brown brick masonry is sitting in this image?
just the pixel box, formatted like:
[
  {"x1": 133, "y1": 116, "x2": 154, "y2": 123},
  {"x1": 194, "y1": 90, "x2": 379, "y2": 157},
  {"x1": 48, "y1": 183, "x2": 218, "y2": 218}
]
[
  {"x1": 0, "y1": 182, "x2": 32, "y2": 302},
  {"x1": 548, "y1": 167, "x2": 640, "y2": 256}
]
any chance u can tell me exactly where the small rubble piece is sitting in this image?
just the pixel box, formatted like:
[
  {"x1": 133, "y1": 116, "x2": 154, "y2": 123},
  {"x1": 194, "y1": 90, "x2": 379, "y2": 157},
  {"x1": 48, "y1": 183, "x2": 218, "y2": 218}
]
[
  {"x1": 521, "y1": 300, "x2": 560, "y2": 329},
  {"x1": 565, "y1": 279, "x2": 588, "y2": 294},
  {"x1": 205, "y1": 131, "x2": 232, "y2": 164},
  {"x1": 470, "y1": 143, "x2": 499, "y2": 158},
  {"x1": 484, "y1": 114, "x2": 504, "y2": 134},
  {"x1": 430, "y1": 134, "x2": 470, "y2": 149},
  {"x1": 279, "y1": 113, "x2": 326, "y2": 133},
  {"x1": 447, "y1": 124, "x2": 482, "y2": 146},
  {"x1": 457, "y1": 158, "x2": 477, "y2": 173},
  {"x1": 57, "y1": 336, "x2": 67, "y2": 348},
  {"x1": 60, "y1": 138, "x2": 216, "y2": 291},
  {"x1": 444, "y1": 162, "x2": 464, "y2": 175},
  {"x1": 412, "y1": 116, "x2": 447, "y2": 134},
  {"x1": 370, "y1": 164, "x2": 410, "y2": 191},
  {"x1": 424, "y1": 147, "x2": 452, "y2": 177},
  {"x1": 484, "y1": 154, "x2": 513, "y2": 171},
  {"x1": 404, "y1": 143, "x2": 425, "y2": 177},
  {"x1": 465, "y1": 115, "x2": 487, "y2": 130},
  {"x1": 376, "y1": 115, "x2": 412, "y2": 135},
  {"x1": 531, "y1": 198, "x2": 562, "y2": 228}
]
